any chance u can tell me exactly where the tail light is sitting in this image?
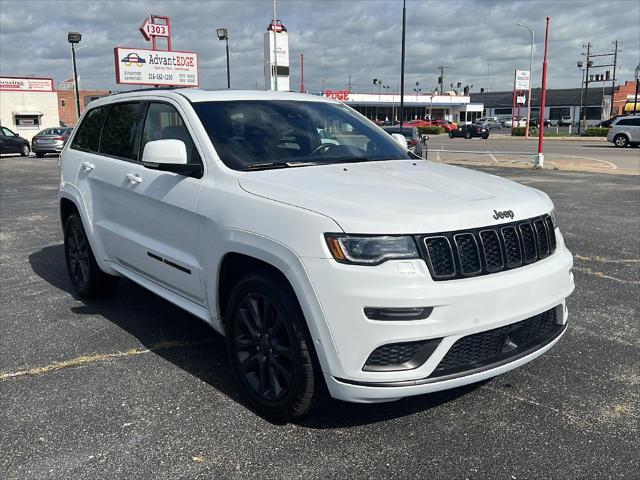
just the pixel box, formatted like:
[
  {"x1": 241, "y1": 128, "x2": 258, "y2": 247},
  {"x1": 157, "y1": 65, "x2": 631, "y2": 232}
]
[{"x1": 52, "y1": 136, "x2": 66, "y2": 141}]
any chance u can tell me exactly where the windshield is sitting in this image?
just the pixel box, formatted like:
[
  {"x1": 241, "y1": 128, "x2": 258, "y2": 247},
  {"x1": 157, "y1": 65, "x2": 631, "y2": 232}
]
[{"x1": 192, "y1": 100, "x2": 412, "y2": 170}]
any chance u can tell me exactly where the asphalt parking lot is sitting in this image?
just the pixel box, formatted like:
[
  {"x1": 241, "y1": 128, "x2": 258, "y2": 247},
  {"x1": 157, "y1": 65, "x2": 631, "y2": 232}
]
[{"x1": 1, "y1": 154, "x2": 638, "y2": 479}]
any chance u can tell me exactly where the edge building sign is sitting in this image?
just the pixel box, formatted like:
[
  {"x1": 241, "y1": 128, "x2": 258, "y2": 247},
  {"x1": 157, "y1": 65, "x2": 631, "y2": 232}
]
[{"x1": 114, "y1": 15, "x2": 199, "y2": 88}]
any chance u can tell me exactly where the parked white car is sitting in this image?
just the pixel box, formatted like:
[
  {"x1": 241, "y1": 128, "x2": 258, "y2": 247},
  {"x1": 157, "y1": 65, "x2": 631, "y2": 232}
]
[
  {"x1": 58, "y1": 89, "x2": 574, "y2": 419},
  {"x1": 606, "y1": 115, "x2": 640, "y2": 147},
  {"x1": 502, "y1": 118, "x2": 528, "y2": 128}
]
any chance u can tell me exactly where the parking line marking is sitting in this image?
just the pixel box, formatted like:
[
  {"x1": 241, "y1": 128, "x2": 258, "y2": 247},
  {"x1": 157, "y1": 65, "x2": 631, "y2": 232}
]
[
  {"x1": 574, "y1": 254, "x2": 640, "y2": 264},
  {"x1": 0, "y1": 338, "x2": 221, "y2": 382},
  {"x1": 572, "y1": 266, "x2": 639, "y2": 285}
]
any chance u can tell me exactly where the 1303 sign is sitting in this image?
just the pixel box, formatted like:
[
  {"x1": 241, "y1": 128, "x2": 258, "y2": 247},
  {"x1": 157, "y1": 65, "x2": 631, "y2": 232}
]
[{"x1": 145, "y1": 23, "x2": 169, "y2": 37}]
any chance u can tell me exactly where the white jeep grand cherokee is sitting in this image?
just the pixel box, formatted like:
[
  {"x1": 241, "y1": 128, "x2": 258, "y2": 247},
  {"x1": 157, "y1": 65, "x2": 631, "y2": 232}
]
[{"x1": 59, "y1": 89, "x2": 574, "y2": 419}]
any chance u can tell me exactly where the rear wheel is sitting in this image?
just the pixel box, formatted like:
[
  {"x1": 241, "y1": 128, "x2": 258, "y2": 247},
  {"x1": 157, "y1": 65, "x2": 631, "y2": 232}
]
[
  {"x1": 464, "y1": 131, "x2": 472, "y2": 139},
  {"x1": 613, "y1": 134, "x2": 628, "y2": 148},
  {"x1": 20, "y1": 145, "x2": 30, "y2": 157},
  {"x1": 225, "y1": 270, "x2": 327, "y2": 420},
  {"x1": 35, "y1": 152, "x2": 45, "y2": 158},
  {"x1": 482, "y1": 134, "x2": 489, "y2": 140},
  {"x1": 64, "y1": 214, "x2": 119, "y2": 298},
  {"x1": 448, "y1": 131, "x2": 454, "y2": 139}
]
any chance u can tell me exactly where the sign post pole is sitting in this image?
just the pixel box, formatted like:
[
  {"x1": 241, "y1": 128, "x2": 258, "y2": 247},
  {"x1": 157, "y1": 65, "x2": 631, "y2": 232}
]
[
  {"x1": 511, "y1": 71, "x2": 517, "y2": 135},
  {"x1": 536, "y1": 17, "x2": 550, "y2": 169}
]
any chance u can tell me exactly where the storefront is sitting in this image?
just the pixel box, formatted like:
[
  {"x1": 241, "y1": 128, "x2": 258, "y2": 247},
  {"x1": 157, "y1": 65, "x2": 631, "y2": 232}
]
[
  {"x1": 0, "y1": 77, "x2": 60, "y2": 137},
  {"x1": 323, "y1": 90, "x2": 483, "y2": 124}
]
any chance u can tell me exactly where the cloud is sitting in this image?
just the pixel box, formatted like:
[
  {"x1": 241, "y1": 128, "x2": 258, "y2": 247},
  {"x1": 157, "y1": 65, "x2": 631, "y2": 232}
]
[{"x1": 0, "y1": 0, "x2": 638, "y2": 94}]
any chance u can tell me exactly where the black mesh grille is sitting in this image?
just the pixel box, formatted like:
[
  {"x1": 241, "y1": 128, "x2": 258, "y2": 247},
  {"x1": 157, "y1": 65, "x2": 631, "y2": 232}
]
[
  {"x1": 431, "y1": 307, "x2": 561, "y2": 377},
  {"x1": 422, "y1": 214, "x2": 556, "y2": 281},
  {"x1": 534, "y1": 219, "x2": 550, "y2": 258},
  {"x1": 365, "y1": 341, "x2": 425, "y2": 367},
  {"x1": 519, "y1": 223, "x2": 537, "y2": 263},
  {"x1": 501, "y1": 226, "x2": 522, "y2": 267},
  {"x1": 546, "y1": 216, "x2": 557, "y2": 251},
  {"x1": 454, "y1": 233, "x2": 481, "y2": 274},
  {"x1": 479, "y1": 230, "x2": 503, "y2": 272},
  {"x1": 424, "y1": 237, "x2": 455, "y2": 278}
]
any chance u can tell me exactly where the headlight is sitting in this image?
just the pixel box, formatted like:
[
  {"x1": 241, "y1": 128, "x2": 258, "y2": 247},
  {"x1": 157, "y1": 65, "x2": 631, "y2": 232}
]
[{"x1": 325, "y1": 234, "x2": 419, "y2": 265}]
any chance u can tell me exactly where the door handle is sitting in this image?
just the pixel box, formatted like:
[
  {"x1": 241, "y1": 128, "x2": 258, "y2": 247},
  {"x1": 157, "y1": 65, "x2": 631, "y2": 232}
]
[
  {"x1": 81, "y1": 161, "x2": 95, "y2": 171},
  {"x1": 125, "y1": 173, "x2": 142, "y2": 184}
]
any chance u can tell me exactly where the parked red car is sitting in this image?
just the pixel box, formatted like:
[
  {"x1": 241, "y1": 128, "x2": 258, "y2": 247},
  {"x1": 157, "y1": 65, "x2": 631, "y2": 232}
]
[
  {"x1": 403, "y1": 119, "x2": 432, "y2": 128},
  {"x1": 430, "y1": 119, "x2": 458, "y2": 132}
]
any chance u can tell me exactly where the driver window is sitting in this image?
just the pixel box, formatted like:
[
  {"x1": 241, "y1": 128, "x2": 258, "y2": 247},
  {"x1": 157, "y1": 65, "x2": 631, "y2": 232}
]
[{"x1": 140, "y1": 103, "x2": 200, "y2": 164}]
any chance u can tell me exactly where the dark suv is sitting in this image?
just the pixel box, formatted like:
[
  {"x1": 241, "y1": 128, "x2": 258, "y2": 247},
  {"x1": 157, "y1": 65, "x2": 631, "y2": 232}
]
[
  {"x1": 449, "y1": 124, "x2": 489, "y2": 139},
  {"x1": 0, "y1": 126, "x2": 30, "y2": 156}
]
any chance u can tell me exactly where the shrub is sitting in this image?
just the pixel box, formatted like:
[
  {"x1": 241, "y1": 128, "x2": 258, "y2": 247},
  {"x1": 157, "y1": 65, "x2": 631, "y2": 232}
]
[
  {"x1": 418, "y1": 126, "x2": 445, "y2": 135},
  {"x1": 583, "y1": 127, "x2": 609, "y2": 137},
  {"x1": 511, "y1": 127, "x2": 526, "y2": 136}
]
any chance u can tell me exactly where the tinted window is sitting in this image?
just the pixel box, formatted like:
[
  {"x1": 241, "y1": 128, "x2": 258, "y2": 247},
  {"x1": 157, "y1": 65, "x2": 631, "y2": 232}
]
[
  {"x1": 140, "y1": 102, "x2": 199, "y2": 164},
  {"x1": 193, "y1": 100, "x2": 411, "y2": 171},
  {"x1": 100, "y1": 102, "x2": 144, "y2": 160},
  {"x1": 2, "y1": 127, "x2": 14, "y2": 136},
  {"x1": 71, "y1": 106, "x2": 107, "y2": 152},
  {"x1": 617, "y1": 118, "x2": 640, "y2": 126}
]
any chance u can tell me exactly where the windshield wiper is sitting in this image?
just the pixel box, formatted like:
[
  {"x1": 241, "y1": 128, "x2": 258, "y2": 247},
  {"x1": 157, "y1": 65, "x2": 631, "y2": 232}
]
[{"x1": 240, "y1": 161, "x2": 321, "y2": 171}]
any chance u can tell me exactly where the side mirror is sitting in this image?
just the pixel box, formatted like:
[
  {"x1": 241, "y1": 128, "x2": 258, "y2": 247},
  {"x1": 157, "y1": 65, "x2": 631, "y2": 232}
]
[
  {"x1": 141, "y1": 139, "x2": 202, "y2": 177},
  {"x1": 14, "y1": 132, "x2": 20, "y2": 137},
  {"x1": 391, "y1": 133, "x2": 408, "y2": 148}
]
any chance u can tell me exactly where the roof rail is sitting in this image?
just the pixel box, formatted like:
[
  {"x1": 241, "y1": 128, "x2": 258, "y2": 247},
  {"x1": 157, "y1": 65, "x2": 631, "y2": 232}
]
[{"x1": 109, "y1": 86, "x2": 186, "y2": 96}]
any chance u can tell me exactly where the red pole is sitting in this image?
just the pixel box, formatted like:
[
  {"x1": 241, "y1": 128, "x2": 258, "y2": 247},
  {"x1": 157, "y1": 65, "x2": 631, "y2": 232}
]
[
  {"x1": 300, "y1": 53, "x2": 304, "y2": 93},
  {"x1": 536, "y1": 17, "x2": 550, "y2": 168},
  {"x1": 512, "y1": 71, "x2": 517, "y2": 134}
]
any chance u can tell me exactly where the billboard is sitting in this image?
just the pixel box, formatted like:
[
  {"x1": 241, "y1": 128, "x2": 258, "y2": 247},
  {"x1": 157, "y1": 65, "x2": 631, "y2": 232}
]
[
  {"x1": 0, "y1": 77, "x2": 54, "y2": 92},
  {"x1": 114, "y1": 47, "x2": 198, "y2": 87},
  {"x1": 515, "y1": 70, "x2": 530, "y2": 90}
]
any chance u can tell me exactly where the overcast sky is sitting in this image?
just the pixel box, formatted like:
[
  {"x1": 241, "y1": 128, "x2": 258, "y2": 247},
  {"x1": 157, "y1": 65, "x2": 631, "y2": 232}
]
[{"x1": 1, "y1": 0, "x2": 638, "y2": 94}]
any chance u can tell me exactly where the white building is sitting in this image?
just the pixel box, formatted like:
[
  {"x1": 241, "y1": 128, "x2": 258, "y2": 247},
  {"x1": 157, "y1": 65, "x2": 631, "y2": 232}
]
[
  {"x1": 264, "y1": 21, "x2": 290, "y2": 91},
  {"x1": 323, "y1": 90, "x2": 484, "y2": 124},
  {"x1": 0, "y1": 77, "x2": 60, "y2": 136}
]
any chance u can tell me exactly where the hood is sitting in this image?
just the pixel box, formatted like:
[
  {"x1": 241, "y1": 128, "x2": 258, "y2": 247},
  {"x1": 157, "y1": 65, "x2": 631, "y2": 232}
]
[{"x1": 238, "y1": 160, "x2": 553, "y2": 234}]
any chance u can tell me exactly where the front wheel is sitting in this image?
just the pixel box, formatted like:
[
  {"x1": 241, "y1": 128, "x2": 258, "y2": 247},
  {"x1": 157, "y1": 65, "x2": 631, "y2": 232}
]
[
  {"x1": 464, "y1": 131, "x2": 472, "y2": 139},
  {"x1": 448, "y1": 131, "x2": 454, "y2": 139},
  {"x1": 20, "y1": 145, "x2": 30, "y2": 157},
  {"x1": 225, "y1": 270, "x2": 327, "y2": 420},
  {"x1": 613, "y1": 135, "x2": 629, "y2": 147},
  {"x1": 64, "y1": 214, "x2": 119, "y2": 298},
  {"x1": 482, "y1": 134, "x2": 489, "y2": 140}
]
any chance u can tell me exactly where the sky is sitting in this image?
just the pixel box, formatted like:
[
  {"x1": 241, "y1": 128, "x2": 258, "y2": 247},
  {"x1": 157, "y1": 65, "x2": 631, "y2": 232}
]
[{"x1": 0, "y1": 0, "x2": 638, "y2": 94}]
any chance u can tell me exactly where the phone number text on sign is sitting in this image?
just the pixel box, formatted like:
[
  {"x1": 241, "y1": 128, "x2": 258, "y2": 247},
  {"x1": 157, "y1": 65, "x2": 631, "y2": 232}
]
[{"x1": 114, "y1": 47, "x2": 199, "y2": 87}]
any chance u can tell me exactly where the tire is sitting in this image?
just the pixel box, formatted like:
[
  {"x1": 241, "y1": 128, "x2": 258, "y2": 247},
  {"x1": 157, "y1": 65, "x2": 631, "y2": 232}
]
[
  {"x1": 225, "y1": 269, "x2": 328, "y2": 420},
  {"x1": 613, "y1": 134, "x2": 628, "y2": 148},
  {"x1": 20, "y1": 145, "x2": 30, "y2": 157},
  {"x1": 464, "y1": 131, "x2": 472, "y2": 139},
  {"x1": 448, "y1": 131, "x2": 454, "y2": 139},
  {"x1": 35, "y1": 152, "x2": 45, "y2": 158},
  {"x1": 64, "y1": 214, "x2": 119, "y2": 298},
  {"x1": 482, "y1": 134, "x2": 489, "y2": 140}
]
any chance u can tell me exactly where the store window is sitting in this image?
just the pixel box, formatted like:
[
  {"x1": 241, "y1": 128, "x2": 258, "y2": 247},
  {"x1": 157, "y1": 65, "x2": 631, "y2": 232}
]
[
  {"x1": 14, "y1": 115, "x2": 40, "y2": 128},
  {"x1": 494, "y1": 108, "x2": 512, "y2": 115}
]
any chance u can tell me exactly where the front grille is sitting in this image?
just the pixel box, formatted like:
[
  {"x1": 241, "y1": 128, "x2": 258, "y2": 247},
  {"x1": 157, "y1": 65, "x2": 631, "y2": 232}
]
[
  {"x1": 421, "y1": 214, "x2": 557, "y2": 281},
  {"x1": 430, "y1": 307, "x2": 562, "y2": 378}
]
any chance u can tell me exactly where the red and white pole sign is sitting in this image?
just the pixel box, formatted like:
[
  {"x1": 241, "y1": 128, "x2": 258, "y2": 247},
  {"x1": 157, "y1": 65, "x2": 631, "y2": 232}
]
[{"x1": 115, "y1": 15, "x2": 198, "y2": 87}]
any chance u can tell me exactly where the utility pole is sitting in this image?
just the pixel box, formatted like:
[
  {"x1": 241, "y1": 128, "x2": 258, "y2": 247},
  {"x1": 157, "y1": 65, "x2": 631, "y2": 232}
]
[
  {"x1": 581, "y1": 42, "x2": 592, "y2": 132},
  {"x1": 399, "y1": 0, "x2": 406, "y2": 133},
  {"x1": 348, "y1": 74, "x2": 352, "y2": 92},
  {"x1": 300, "y1": 53, "x2": 304, "y2": 93},
  {"x1": 437, "y1": 65, "x2": 448, "y2": 95},
  {"x1": 536, "y1": 17, "x2": 550, "y2": 169},
  {"x1": 609, "y1": 39, "x2": 619, "y2": 118}
]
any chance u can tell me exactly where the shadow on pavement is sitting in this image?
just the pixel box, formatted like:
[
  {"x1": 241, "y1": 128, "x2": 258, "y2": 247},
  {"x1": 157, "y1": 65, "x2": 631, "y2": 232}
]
[{"x1": 28, "y1": 243, "x2": 485, "y2": 428}]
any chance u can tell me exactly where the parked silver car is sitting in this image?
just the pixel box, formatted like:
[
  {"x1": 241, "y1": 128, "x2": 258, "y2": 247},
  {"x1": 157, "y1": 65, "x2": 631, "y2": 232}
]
[
  {"x1": 606, "y1": 115, "x2": 640, "y2": 148},
  {"x1": 31, "y1": 127, "x2": 73, "y2": 157}
]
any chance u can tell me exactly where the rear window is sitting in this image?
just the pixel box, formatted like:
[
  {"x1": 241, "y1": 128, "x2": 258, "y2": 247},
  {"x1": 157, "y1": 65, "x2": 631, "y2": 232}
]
[
  {"x1": 99, "y1": 102, "x2": 145, "y2": 160},
  {"x1": 70, "y1": 106, "x2": 108, "y2": 152},
  {"x1": 616, "y1": 118, "x2": 640, "y2": 126}
]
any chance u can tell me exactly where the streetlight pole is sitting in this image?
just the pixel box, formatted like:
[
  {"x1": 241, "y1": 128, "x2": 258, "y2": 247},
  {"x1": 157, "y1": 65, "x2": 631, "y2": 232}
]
[
  {"x1": 517, "y1": 23, "x2": 534, "y2": 139},
  {"x1": 399, "y1": 0, "x2": 406, "y2": 134},
  {"x1": 536, "y1": 17, "x2": 550, "y2": 169},
  {"x1": 577, "y1": 62, "x2": 586, "y2": 135},
  {"x1": 67, "y1": 32, "x2": 82, "y2": 123},
  {"x1": 272, "y1": 0, "x2": 278, "y2": 91},
  {"x1": 634, "y1": 63, "x2": 640, "y2": 116},
  {"x1": 217, "y1": 28, "x2": 230, "y2": 88}
]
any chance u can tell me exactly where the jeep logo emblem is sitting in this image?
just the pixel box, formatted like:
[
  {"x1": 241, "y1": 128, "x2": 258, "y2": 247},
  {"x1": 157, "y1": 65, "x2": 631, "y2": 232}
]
[{"x1": 492, "y1": 209, "x2": 515, "y2": 220}]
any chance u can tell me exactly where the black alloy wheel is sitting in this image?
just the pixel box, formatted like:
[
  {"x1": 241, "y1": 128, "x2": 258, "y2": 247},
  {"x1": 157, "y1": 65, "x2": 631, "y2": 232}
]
[
  {"x1": 226, "y1": 270, "x2": 327, "y2": 420},
  {"x1": 465, "y1": 130, "x2": 472, "y2": 139},
  {"x1": 63, "y1": 214, "x2": 119, "y2": 298}
]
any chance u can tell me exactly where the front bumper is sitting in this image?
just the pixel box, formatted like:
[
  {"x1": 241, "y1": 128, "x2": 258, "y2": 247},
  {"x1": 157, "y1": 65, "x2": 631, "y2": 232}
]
[{"x1": 300, "y1": 229, "x2": 574, "y2": 402}]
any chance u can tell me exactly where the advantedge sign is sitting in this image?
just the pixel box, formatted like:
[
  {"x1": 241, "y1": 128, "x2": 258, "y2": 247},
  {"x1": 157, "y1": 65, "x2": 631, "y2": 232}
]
[{"x1": 114, "y1": 47, "x2": 198, "y2": 87}]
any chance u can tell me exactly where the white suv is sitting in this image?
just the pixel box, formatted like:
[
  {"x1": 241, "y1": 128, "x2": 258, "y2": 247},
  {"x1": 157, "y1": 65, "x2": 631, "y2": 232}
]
[{"x1": 59, "y1": 89, "x2": 574, "y2": 419}]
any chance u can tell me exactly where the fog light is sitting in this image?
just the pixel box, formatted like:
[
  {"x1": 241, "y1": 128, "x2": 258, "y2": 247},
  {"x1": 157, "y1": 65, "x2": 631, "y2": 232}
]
[{"x1": 364, "y1": 307, "x2": 433, "y2": 321}]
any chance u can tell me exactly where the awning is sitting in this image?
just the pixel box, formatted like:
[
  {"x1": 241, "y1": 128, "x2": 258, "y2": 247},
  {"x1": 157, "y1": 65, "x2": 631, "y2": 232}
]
[
  {"x1": 623, "y1": 102, "x2": 639, "y2": 112},
  {"x1": 11, "y1": 111, "x2": 44, "y2": 116}
]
